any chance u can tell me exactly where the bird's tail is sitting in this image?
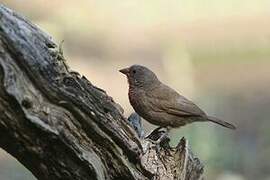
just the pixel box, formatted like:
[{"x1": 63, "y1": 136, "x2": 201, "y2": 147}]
[{"x1": 206, "y1": 116, "x2": 236, "y2": 130}]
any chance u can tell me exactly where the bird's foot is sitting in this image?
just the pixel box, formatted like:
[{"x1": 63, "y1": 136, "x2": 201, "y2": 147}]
[{"x1": 145, "y1": 127, "x2": 170, "y2": 152}]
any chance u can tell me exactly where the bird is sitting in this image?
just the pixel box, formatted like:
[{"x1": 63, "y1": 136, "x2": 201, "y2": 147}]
[{"x1": 119, "y1": 65, "x2": 236, "y2": 130}]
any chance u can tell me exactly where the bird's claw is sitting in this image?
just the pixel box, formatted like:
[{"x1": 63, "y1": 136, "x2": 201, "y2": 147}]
[{"x1": 145, "y1": 127, "x2": 170, "y2": 150}]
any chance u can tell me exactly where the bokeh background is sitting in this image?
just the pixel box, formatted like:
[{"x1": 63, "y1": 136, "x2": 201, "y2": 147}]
[{"x1": 1, "y1": 1, "x2": 270, "y2": 180}]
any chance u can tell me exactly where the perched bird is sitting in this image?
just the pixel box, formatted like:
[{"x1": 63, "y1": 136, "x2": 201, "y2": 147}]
[{"x1": 119, "y1": 65, "x2": 236, "y2": 130}]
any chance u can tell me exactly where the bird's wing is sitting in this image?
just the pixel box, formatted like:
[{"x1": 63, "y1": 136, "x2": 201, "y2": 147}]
[{"x1": 146, "y1": 84, "x2": 206, "y2": 117}]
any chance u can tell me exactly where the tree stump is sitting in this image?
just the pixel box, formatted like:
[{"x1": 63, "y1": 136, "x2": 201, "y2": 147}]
[{"x1": 0, "y1": 5, "x2": 204, "y2": 180}]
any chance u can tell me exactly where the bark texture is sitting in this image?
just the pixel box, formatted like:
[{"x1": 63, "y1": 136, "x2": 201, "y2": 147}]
[{"x1": 0, "y1": 5, "x2": 204, "y2": 180}]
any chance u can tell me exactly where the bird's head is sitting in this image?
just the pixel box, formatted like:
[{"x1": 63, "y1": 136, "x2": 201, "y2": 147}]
[{"x1": 119, "y1": 65, "x2": 159, "y2": 88}]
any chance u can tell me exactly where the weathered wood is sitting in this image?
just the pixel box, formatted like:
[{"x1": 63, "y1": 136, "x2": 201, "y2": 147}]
[{"x1": 0, "y1": 5, "x2": 204, "y2": 180}]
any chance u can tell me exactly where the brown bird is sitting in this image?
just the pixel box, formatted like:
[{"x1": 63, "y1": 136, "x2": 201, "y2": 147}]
[{"x1": 120, "y1": 65, "x2": 236, "y2": 130}]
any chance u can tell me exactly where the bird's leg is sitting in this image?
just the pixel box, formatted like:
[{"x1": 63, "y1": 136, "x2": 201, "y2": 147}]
[
  {"x1": 145, "y1": 127, "x2": 169, "y2": 145},
  {"x1": 145, "y1": 126, "x2": 162, "y2": 140}
]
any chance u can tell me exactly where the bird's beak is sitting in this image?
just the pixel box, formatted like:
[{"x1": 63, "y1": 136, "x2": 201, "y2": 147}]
[{"x1": 119, "y1": 67, "x2": 130, "y2": 75}]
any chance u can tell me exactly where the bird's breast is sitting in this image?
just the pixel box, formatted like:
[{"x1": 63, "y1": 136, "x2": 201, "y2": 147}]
[
  {"x1": 128, "y1": 87, "x2": 140, "y2": 108},
  {"x1": 128, "y1": 88, "x2": 147, "y2": 113}
]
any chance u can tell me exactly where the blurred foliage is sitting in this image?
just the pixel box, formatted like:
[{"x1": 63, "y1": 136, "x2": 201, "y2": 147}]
[{"x1": 1, "y1": 1, "x2": 270, "y2": 180}]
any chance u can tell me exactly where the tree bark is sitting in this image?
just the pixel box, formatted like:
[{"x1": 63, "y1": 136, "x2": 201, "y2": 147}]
[{"x1": 0, "y1": 5, "x2": 204, "y2": 180}]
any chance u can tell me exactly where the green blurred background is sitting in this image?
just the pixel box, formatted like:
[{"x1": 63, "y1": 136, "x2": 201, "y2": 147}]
[{"x1": 1, "y1": 1, "x2": 270, "y2": 180}]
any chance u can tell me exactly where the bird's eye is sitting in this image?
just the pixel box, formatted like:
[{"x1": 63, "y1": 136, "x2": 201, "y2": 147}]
[{"x1": 132, "y1": 70, "x2": 136, "y2": 74}]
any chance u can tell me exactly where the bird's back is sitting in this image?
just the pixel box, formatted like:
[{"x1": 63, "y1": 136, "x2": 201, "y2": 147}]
[{"x1": 146, "y1": 83, "x2": 206, "y2": 117}]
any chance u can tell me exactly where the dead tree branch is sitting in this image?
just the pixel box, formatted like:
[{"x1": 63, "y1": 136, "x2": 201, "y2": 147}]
[{"x1": 0, "y1": 5, "x2": 204, "y2": 180}]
